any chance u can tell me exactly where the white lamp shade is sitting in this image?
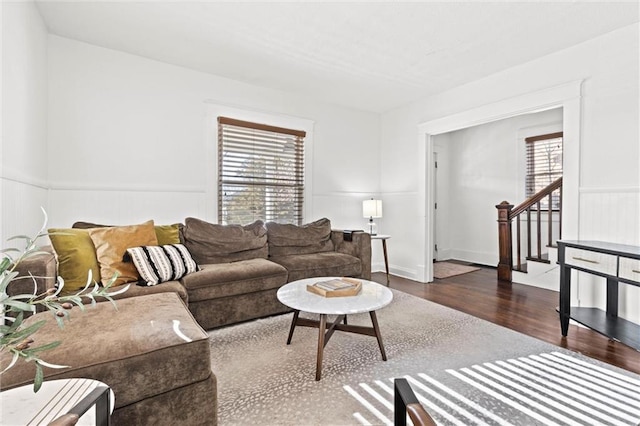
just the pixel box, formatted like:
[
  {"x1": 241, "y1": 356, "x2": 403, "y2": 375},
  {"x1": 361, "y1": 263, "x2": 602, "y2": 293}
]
[{"x1": 363, "y1": 199, "x2": 383, "y2": 218}]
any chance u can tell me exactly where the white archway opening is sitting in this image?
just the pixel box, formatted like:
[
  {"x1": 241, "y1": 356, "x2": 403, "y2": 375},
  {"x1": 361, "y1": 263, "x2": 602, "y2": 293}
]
[{"x1": 416, "y1": 81, "x2": 583, "y2": 283}]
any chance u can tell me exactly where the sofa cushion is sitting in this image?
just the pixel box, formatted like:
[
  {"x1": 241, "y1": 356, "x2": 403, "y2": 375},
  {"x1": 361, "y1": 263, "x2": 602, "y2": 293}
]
[
  {"x1": 72, "y1": 221, "x2": 109, "y2": 229},
  {"x1": 180, "y1": 258, "x2": 288, "y2": 302},
  {"x1": 88, "y1": 220, "x2": 158, "y2": 286},
  {"x1": 106, "y1": 279, "x2": 189, "y2": 303},
  {"x1": 9, "y1": 247, "x2": 58, "y2": 312},
  {"x1": 270, "y1": 252, "x2": 362, "y2": 282},
  {"x1": 183, "y1": 217, "x2": 268, "y2": 264},
  {"x1": 0, "y1": 293, "x2": 211, "y2": 410},
  {"x1": 48, "y1": 228, "x2": 102, "y2": 295},
  {"x1": 189, "y1": 289, "x2": 289, "y2": 330},
  {"x1": 266, "y1": 218, "x2": 334, "y2": 257}
]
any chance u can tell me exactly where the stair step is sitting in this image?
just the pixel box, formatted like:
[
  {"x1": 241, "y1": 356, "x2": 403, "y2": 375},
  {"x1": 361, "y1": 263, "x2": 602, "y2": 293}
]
[
  {"x1": 514, "y1": 263, "x2": 528, "y2": 273},
  {"x1": 526, "y1": 256, "x2": 551, "y2": 264},
  {"x1": 514, "y1": 250, "x2": 556, "y2": 274}
]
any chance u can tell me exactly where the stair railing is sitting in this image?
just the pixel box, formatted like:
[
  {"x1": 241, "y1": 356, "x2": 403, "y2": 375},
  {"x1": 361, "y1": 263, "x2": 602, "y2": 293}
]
[{"x1": 496, "y1": 177, "x2": 563, "y2": 282}]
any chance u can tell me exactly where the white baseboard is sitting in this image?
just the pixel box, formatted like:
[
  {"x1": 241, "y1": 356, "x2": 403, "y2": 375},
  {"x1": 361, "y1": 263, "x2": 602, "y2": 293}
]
[
  {"x1": 448, "y1": 249, "x2": 497, "y2": 267},
  {"x1": 435, "y1": 248, "x2": 452, "y2": 261},
  {"x1": 372, "y1": 263, "x2": 419, "y2": 283}
]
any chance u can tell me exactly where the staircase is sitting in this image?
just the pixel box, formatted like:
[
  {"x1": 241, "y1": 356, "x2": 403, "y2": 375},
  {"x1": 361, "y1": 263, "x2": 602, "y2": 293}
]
[
  {"x1": 512, "y1": 245, "x2": 559, "y2": 290},
  {"x1": 496, "y1": 177, "x2": 562, "y2": 287}
]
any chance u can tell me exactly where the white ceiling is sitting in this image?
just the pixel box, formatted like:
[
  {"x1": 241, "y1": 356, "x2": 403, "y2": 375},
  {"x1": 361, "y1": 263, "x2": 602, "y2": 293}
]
[{"x1": 35, "y1": 1, "x2": 639, "y2": 113}]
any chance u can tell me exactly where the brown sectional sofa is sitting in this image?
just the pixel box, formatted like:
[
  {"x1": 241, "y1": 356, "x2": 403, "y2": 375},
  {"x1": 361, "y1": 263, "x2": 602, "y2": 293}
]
[
  {"x1": 1, "y1": 217, "x2": 371, "y2": 425},
  {"x1": 182, "y1": 217, "x2": 371, "y2": 328},
  {"x1": 2, "y1": 293, "x2": 217, "y2": 425}
]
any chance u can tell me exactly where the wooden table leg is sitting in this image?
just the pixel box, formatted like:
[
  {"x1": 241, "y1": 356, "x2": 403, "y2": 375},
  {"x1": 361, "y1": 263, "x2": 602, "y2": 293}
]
[
  {"x1": 292, "y1": 311, "x2": 387, "y2": 380},
  {"x1": 316, "y1": 314, "x2": 327, "y2": 381},
  {"x1": 382, "y1": 239, "x2": 390, "y2": 285},
  {"x1": 286, "y1": 310, "x2": 300, "y2": 344},
  {"x1": 370, "y1": 311, "x2": 387, "y2": 361}
]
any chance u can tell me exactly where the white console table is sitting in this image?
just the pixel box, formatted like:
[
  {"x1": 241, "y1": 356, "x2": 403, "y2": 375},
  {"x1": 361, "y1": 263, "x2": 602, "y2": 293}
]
[{"x1": 557, "y1": 240, "x2": 640, "y2": 350}]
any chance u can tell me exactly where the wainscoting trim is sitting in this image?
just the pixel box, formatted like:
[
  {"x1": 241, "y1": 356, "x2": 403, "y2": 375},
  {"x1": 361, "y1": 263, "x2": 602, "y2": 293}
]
[
  {"x1": 1, "y1": 170, "x2": 48, "y2": 190},
  {"x1": 49, "y1": 182, "x2": 206, "y2": 193},
  {"x1": 579, "y1": 186, "x2": 640, "y2": 194}
]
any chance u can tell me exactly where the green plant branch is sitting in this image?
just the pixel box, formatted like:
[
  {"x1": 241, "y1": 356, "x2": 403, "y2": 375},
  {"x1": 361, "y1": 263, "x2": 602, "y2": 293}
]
[{"x1": 1, "y1": 209, "x2": 128, "y2": 392}]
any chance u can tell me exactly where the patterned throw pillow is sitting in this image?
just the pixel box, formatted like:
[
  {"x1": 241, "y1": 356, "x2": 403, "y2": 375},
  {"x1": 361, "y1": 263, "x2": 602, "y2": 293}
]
[{"x1": 126, "y1": 244, "x2": 198, "y2": 286}]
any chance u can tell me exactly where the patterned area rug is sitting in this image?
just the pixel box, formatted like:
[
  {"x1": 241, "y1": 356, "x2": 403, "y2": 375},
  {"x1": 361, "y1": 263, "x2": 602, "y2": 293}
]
[
  {"x1": 433, "y1": 261, "x2": 481, "y2": 279},
  {"x1": 208, "y1": 290, "x2": 640, "y2": 425}
]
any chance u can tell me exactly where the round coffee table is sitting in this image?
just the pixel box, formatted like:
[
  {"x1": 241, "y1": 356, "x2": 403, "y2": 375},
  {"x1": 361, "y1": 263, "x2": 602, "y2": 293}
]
[{"x1": 277, "y1": 277, "x2": 393, "y2": 380}]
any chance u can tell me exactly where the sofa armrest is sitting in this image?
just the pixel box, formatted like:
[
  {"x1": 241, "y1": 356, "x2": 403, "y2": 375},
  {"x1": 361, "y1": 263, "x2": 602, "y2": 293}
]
[
  {"x1": 331, "y1": 230, "x2": 371, "y2": 280},
  {"x1": 8, "y1": 246, "x2": 58, "y2": 313}
]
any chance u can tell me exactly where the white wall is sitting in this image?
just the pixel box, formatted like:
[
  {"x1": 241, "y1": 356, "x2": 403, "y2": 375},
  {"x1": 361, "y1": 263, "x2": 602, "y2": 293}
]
[
  {"x1": 433, "y1": 108, "x2": 562, "y2": 266},
  {"x1": 381, "y1": 23, "x2": 639, "y2": 323},
  {"x1": 45, "y1": 36, "x2": 381, "y2": 233},
  {"x1": 4, "y1": 7, "x2": 637, "y2": 295},
  {"x1": 1, "y1": 1, "x2": 49, "y2": 245}
]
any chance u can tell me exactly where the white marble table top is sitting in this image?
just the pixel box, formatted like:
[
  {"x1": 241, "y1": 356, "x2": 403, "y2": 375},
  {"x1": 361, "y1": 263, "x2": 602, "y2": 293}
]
[
  {"x1": 277, "y1": 277, "x2": 393, "y2": 315},
  {"x1": 370, "y1": 234, "x2": 391, "y2": 239},
  {"x1": 0, "y1": 378, "x2": 114, "y2": 425}
]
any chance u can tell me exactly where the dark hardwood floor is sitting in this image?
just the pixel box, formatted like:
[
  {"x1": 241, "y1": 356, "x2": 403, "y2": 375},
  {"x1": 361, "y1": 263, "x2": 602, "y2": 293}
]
[{"x1": 370, "y1": 266, "x2": 640, "y2": 375}]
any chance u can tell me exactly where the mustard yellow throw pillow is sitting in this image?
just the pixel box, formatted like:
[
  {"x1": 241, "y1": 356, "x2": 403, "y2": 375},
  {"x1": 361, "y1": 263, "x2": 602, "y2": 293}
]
[
  {"x1": 48, "y1": 228, "x2": 102, "y2": 295},
  {"x1": 155, "y1": 224, "x2": 181, "y2": 246},
  {"x1": 88, "y1": 220, "x2": 158, "y2": 286},
  {"x1": 73, "y1": 221, "x2": 180, "y2": 245}
]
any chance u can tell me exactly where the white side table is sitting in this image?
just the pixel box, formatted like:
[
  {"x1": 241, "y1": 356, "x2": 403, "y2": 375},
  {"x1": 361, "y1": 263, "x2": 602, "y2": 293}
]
[
  {"x1": 371, "y1": 234, "x2": 391, "y2": 284},
  {"x1": 0, "y1": 378, "x2": 114, "y2": 425}
]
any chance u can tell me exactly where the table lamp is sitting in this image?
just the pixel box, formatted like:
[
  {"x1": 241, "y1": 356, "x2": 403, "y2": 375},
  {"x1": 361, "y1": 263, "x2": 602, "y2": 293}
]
[{"x1": 363, "y1": 199, "x2": 382, "y2": 235}]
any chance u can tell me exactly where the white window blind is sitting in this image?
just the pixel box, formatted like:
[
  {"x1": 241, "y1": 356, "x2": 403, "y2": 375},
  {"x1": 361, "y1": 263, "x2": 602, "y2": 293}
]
[
  {"x1": 218, "y1": 117, "x2": 305, "y2": 225},
  {"x1": 525, "y1": 131, "x2": 563, "y2": 209}
]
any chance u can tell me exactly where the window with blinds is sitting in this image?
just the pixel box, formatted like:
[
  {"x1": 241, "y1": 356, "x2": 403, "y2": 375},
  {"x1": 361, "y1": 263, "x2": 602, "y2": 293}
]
[
  {"x1": 218, "y1": 117, "x2": 305, "y2": 225},
  {"x1": 525, "y1": 131, "x2": 563, "y2": 210}
]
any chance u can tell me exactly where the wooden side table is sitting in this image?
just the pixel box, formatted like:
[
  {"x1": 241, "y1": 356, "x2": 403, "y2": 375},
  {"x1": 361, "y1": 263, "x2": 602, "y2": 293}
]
[
  {"x1": 0, "y1": 378, "x2": 113, "y2": 425},
  {"x1": 371, "y1": 234, "x2": 391, "y2": 285}
]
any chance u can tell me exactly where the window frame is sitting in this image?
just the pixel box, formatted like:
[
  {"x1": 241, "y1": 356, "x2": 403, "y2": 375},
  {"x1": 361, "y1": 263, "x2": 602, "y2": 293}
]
[
  {"x1": 525, "y1": 131, "x2": 563, "y2": 211},
  {"x1": 205, "y1": 104, "x2": 314, "y2": 225},
  {"x1": 217, "y1": 116, "x2": 306, "y2": 225}
]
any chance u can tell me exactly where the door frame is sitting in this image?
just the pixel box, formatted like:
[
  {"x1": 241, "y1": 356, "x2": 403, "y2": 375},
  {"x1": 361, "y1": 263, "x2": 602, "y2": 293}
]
[{"x1": 416, "y1": 81, "x2": 583, "y2": 283}]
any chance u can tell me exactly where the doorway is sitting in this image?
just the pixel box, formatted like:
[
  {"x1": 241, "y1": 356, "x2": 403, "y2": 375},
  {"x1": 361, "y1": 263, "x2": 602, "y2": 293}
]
[
  {"x1": 417, "y1": 81, "x2": 582, "y2": 283},
  {"x1": 431, "y1": 109, "x2": 563, "y2": 268}
]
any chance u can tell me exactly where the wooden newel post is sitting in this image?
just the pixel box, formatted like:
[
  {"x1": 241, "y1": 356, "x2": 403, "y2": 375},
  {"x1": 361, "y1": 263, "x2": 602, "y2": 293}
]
[{"x1": 496, "y1": 201, "x2": 514, "y2": 283}]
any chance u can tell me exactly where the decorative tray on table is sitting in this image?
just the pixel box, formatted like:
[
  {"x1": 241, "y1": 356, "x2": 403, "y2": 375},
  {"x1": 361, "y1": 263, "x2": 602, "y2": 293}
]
[{"x1": 306, "y1": 277, "x2": 362, "y2": 297}]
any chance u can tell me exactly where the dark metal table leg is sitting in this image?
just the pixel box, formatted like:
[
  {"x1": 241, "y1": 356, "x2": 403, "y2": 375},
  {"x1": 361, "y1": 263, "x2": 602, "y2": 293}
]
[{"x1": 559, "y1": 265, "x2": 571, "y2": 336}]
